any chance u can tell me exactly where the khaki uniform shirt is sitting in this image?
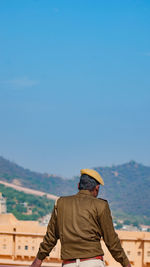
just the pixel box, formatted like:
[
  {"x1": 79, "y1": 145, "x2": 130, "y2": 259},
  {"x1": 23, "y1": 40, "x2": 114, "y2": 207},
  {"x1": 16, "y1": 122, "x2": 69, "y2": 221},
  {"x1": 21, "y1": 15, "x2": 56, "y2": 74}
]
[{"x1": 37, "y1": 190, "x2": 129, "y2": 267}]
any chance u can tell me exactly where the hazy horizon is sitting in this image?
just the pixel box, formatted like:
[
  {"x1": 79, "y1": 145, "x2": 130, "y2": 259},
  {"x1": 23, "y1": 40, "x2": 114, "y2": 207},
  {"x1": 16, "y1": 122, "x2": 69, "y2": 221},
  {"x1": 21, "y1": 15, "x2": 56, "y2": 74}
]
[{"x1": 0, "y1": 156, "x2": 149, "y2": 180}]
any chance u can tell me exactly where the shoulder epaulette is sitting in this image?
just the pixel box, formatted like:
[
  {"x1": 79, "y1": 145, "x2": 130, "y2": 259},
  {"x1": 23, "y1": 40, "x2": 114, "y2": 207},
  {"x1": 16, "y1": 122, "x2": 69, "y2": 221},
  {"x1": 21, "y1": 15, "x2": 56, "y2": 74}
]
[{"x1": 98, "y1": 198, "x2": 108, "y2": 202}]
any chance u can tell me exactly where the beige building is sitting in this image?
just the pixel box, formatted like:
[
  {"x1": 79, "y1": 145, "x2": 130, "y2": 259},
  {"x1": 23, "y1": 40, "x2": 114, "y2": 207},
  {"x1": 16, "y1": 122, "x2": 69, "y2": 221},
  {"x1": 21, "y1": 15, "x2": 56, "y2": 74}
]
[
  {"x1": 0, "y1": 192, "x2": 7, "y2": 214},
  {"x1": 0, "y1": 213, "x2": 61, "y2": 267},
  {"x1": 0, "y1": 213, "x2": 150, "y2": 267},
  {"x1": 102, "y1": 230, "x2": 150, "y2": 267}
]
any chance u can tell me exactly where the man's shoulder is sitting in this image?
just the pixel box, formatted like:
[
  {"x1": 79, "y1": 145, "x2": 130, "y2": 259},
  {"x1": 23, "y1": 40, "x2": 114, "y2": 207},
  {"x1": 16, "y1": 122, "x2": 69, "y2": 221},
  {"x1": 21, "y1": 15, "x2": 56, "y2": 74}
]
[
  {"x1": 93, "y1": 198, "x2": 110, "y2": 214},
  {"x1": 57, "y1": 194, "x2": 76, "y2": 203},
  {"x1": 98, "y1": 197, "x2": 108, "y2": 202},
  {"x1": 59, "y1": 194, "x2": 76, "y2": 199},
  {"x1": 93, "y1": 197, "x2": 108, "y2": 208}
]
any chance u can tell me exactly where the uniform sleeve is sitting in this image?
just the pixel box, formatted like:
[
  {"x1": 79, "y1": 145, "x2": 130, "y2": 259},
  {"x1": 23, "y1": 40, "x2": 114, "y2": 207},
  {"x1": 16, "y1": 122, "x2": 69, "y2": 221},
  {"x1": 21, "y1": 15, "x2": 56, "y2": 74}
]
[
  {"x1": 37, "y1": 204, "x2": 59, "y2": 260},
  {"x1": 99, "y1": 201, "x2": 130, "y2": 267}
]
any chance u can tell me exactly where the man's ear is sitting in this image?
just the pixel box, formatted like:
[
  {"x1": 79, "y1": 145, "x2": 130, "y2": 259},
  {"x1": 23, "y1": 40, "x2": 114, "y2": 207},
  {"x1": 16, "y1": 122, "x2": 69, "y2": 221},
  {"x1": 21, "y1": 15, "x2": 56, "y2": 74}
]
[
  {"x1": 95, "y1": 184, "x2": 100, "y2": 195},
  {"x1": 96, "y1": 184, "x2": 100, "y2": 191}
]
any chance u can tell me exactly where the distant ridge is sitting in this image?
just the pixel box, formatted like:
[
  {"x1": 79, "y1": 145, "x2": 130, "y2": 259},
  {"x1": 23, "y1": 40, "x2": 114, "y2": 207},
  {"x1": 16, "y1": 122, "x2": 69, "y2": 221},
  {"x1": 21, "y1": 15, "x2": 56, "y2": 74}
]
[
  {"x1": 0, "y1": 156, "x2": 78, "y2": 195},
  {"x1": 0, "y1": 156, "x2": 150, "y2": 222},
  {"x1": 94, "y1": 160, "x2": 150, "y2": 219}
]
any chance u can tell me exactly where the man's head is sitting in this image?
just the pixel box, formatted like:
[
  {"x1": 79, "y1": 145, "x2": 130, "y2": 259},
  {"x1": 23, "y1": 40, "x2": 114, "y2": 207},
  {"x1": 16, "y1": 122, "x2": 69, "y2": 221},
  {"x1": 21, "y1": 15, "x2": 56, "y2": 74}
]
[{"x1": 79, "y1": 169, "x2": 104, "y2": 197}]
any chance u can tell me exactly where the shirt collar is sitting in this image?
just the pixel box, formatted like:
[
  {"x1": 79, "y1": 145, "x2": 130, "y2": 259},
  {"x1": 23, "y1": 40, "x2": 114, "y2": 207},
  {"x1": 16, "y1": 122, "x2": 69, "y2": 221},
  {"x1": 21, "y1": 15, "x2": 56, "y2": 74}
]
[{"x1": 77, "y1": 190, "x2": 94, "y2": 197}]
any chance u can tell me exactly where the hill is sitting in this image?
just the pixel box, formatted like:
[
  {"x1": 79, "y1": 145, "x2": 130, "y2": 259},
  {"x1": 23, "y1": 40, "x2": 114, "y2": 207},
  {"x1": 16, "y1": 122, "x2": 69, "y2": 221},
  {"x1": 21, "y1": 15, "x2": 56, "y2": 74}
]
[
  {"x1": 0, "y1": 156, "x2": 150, "y2": 224},
  {"x1": 0, "y1": 183, "x2": 54, "y2": 220},
  {"x1": 94, "y1": 161, "x2": 150, "y2": 224},
  {"x1": 0, "y1": 156, "x2": 77, "y2": 195}
]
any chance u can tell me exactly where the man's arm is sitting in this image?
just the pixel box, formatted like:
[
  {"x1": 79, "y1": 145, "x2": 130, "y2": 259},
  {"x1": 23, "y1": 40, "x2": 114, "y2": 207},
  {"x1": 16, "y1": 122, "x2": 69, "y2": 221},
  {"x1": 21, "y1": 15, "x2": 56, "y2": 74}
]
[
  {"x1": 30, "y1": 203, "x2": 59, "y2": 266},
  {"x1": 37, "y1": 204, "x2": 59, "y2": 260},
  {"x1": 30, "y1": 257, "x2": 42, "y2": 267},
  {"x1": 99, "y1": 201, "x2": 131, "y2": 267}
]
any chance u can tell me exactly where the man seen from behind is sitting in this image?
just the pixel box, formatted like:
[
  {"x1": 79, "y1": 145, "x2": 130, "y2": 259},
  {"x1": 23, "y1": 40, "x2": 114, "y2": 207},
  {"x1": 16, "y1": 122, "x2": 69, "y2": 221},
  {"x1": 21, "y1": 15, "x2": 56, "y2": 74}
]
[{"x1": 30, "y1": 169, "x2": 131, "y2": 267}]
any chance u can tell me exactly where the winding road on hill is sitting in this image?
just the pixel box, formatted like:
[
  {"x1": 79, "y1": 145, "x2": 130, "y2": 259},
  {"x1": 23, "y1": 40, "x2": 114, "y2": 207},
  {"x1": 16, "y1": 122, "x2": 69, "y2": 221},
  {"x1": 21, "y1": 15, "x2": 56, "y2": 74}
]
[{"x1": 0, "y1": 180, "x2": 58, "y2": 200}]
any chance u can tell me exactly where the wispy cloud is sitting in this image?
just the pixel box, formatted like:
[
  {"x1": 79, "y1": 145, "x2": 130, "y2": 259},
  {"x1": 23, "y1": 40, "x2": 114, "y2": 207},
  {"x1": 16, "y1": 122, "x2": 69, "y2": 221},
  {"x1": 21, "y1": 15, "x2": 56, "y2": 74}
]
[
  {"x1": 53, "y1": 8, "x2": 59, "y2": 13},
  {"x1": 143, "y1": 52, "x2": 150, "y2": 57},
  {"x1": 0, "y1": 77, "x2": 38, "y2": 89}
]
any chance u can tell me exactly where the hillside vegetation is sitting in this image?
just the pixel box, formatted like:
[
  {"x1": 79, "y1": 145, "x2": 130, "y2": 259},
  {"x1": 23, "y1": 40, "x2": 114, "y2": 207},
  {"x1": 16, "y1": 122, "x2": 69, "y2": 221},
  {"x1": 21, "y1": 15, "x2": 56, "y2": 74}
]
[
  {"x1": 95, "y1": 161, "x2": 150, "y2": 225},
  {"x1": 0, "y1": 183, "x2": 54, "y2": 220},
  {"x1": 0, "y1": 157, "x2": 150, "y2": 224},
  {"x1": 0, "y1": 156, "x2": 77, "y2": 195}
]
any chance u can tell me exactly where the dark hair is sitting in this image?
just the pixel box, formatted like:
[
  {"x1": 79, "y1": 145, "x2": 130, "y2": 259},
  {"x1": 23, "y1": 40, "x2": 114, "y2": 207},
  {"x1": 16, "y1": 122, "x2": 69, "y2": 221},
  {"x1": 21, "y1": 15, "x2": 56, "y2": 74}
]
[{"x1": 78, "y1": 174, "x2": 99, "y2": 191}]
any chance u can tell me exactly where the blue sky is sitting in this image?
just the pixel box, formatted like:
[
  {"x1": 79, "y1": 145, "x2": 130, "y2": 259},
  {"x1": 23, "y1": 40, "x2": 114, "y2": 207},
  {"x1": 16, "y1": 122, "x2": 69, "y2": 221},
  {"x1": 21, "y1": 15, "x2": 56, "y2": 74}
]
[{"x1": 0, "y1": 0, "x2": 150, "y2": 178}]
